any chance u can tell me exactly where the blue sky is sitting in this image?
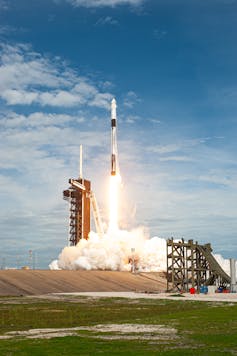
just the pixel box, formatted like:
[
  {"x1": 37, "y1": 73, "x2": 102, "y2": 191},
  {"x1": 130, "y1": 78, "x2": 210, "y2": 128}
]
[{"x1": 0, "y1": 0, "x2": 237, "y2": 268}]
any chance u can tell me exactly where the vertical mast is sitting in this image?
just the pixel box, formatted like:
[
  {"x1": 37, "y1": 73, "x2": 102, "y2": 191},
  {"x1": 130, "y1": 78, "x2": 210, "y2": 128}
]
[{"x1": 79, "y1": 144, "x2": 83, "y2": 179}]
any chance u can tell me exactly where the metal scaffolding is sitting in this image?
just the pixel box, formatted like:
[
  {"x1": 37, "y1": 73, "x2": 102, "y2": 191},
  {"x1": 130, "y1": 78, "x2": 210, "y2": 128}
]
[
  {"x1": 167, "y1": 238, "x2": 231, "y2": 292},
  {"x1": 63, "y1": 178, "x2": 91, "y2": 246}
]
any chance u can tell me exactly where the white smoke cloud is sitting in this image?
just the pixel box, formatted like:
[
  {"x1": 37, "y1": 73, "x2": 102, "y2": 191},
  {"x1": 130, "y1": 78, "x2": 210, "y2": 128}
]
[
  {"x1": 213, "y1": 253, "x2": 232, "y2": 276},
  {"x1": 49, "y1": 228, "x2": 167, "y2": 272},
  {"x1": 50, "y1": 228, "x2": 234, "y2": 281}
]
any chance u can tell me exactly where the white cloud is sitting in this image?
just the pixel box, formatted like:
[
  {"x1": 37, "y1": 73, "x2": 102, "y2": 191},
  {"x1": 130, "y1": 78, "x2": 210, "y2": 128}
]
[
  {"x1": 147, "y1": 138, "x2": 213, "y2": 155},
  {"x1": 66, "y1": 0, "x2": 144, "y2": 8},
  {"x1": 149, "y1": 118, "x2": 161, "y2": 124},
  {"x1": 199, "y1": 172, "x2": 237, "y2": 188},
  {"x1": 159, "y1": 155, "x2": 192, "y2": 162},
  {"x1": 123, "y1": 90, "x2": 141, "y2": 108},
  {"x1": 0, "y1": 43, "x2": 68, "y2": 89},
  {"x1": 89, "y1": 92, "x2": 113, "y2": 109},
  {"x1": 73, "y1": 82, "x2": 97, "y2": 97},
  {"x1": 39, "y1": 90, "x2": 82, "y2": 107},
  {"x1": 125, "y1": 115, "x2": 140, "y2": 124},
  {"x1": 0, "y1": 25, "x2": 26, "y2": 38},
  {"x1": 0, "y1": 25, "x2": 14, "y2": 35},
  {"x1": 1, "y1": 89, "x2": 39, "y2": 105},
  {"x1": 149, "y1": 144, "x2": 181, "y2": 154},
  {"x1": 0, "y1": 43, "x2": 113, "y2": 109},
  {"x1": 95, "y1": 16, "x2": 119, "y2": 26},
  {"x1": 0, "y1": 109, "x2": 109, "y2": 179},
  {"x1": 0, "y1": 111, "x2": 80, "y2": 128}
]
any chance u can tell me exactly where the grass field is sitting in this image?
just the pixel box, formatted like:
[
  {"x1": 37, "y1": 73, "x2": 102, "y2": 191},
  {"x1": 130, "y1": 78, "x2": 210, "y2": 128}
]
[{"x1": 0, "y1": 295, "x2": 237, "y2": 355}]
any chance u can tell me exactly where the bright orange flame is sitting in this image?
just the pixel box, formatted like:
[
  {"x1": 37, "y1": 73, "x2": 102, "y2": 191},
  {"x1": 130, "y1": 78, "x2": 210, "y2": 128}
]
[{"x1": 109, "y1": 174, "x2": 120, "y2": 231}]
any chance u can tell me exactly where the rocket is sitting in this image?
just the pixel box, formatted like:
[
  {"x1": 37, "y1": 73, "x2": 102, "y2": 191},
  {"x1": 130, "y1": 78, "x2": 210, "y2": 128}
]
[{"x1": 111, "y1": 98, "x2": 117, "y2": 176}]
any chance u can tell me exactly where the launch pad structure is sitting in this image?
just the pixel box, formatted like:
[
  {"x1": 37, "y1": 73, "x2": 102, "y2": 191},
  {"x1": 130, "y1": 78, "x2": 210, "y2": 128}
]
[
  {"x1": 167, "y1": 238, "x2": 231, "y2": 292},
  {"x1": 63, "y1": 178, "x2": 91, "y2": 245},
  {"x1": 63, "y1": 176, "x2": 104, "y2": 246},
  {"x1": 63, "y1": 146, "x2": 104, "y2": 246}
]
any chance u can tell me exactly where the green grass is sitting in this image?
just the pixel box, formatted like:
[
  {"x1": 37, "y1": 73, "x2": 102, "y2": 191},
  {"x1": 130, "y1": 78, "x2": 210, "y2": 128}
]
[{"x1": 0, "y1": 296, "x2": 237, "y2": 355}]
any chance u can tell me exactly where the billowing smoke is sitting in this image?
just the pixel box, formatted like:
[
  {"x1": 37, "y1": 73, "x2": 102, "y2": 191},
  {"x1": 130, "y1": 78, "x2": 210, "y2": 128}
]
[
  {"x1": 49, "y1": 227, "x2": 167, "y2": 271},
  {"x1": 50, "y1": 227, "x2": 233, "y2": 277},
  {"x1": 213, "y1": 254, "x2": 232, "y2": 276}
]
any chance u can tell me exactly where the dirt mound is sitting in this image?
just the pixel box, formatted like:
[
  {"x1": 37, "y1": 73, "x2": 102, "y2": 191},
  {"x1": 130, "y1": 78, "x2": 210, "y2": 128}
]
[{"x1": 0, "y1": 270, "x2": 166, "y2": 296}]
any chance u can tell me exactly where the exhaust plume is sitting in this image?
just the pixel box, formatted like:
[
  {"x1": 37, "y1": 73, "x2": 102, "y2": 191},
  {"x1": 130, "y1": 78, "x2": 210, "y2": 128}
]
[{"x1": 50, "y1": 228, "x2": 167, "y2": 271}]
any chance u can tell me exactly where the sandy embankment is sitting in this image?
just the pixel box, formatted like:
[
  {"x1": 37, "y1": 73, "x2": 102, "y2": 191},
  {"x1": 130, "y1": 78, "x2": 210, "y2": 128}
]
[{"x1": 0, "y1": 270, "x2": 166, "y2": 296}]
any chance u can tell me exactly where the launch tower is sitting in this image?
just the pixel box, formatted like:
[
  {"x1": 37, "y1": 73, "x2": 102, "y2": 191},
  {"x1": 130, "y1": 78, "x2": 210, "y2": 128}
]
[
  {"x1": 63, "y1": 146, "x2": 104, "y2": 246},
  {"x1": 63, "y1": 146, "x2": 91, "y2": 245},
  {"x1": 63, "y1": 178, "x2": 91, "y2": 245}
]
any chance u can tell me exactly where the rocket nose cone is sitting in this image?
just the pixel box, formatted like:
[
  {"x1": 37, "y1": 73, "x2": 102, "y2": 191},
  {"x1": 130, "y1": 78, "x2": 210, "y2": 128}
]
[{"x1": 111, "y1": 98, "x2": 117, "y2": 107}]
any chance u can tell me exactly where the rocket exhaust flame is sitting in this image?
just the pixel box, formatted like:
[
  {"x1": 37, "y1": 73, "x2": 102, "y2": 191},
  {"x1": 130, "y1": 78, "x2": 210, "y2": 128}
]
[{"x1": 109, "y1": 174, "x2": 120, "y2": 232}]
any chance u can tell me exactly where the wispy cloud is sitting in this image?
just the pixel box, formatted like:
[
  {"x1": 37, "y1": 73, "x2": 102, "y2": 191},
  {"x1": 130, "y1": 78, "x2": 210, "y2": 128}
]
[
  {"x1": 65, "y1": 0, "x2": 144, "y2": 8},
  {"x1": 153, "y1": 29, "x2": 167, "y2": 40},
  {"x1": 0, "y1": 25, "x2": 26, "y2": 37},
  {"x1": 0, "y1": 43, "x2": 113, "y2": 109},
  {"x1": 95, "y1": 16, "x2": 119, "y2": 26},
  {"x1": 147, "y1": 137, "x2": 212, "y2": 155},
  {"x1": 0, "y1": 111, "x2": 84, "y2": 129},
  {"x1": 149, "y1": 118, "x2": 161, "y2": 124},
  {"x1": 148, "y1": 143, "x2": 181, "y2": 154},
  {"x1": 123, "y1": 90, "x2": 141, "y2": 108},
  {"x1": 159, "y1": 155, "x2": 192, "y2": 162},
  {"x1": 125, "y1": 115, "x2": 140, "y2": 124},
  {"x1": 199, "y1": 172, "x2": 237, "y2": 188},
  {"x1": 0, "y1": 25, "x2": 14, "y2": 35},
  {"x1": 0, "y1": 0, "x2": 9, "y2": 10}
]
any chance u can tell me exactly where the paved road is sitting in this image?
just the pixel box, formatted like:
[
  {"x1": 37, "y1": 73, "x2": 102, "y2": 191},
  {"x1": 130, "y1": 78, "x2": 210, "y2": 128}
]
[{"x1": 53, "y1": 291, "x2": 237, "y2": 302}]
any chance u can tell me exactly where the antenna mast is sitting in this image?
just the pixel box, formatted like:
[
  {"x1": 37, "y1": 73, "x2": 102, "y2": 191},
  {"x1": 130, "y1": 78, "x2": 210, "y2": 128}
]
[{"x1": 79, "y1": 144, "x2": 83, "y2": 179}]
